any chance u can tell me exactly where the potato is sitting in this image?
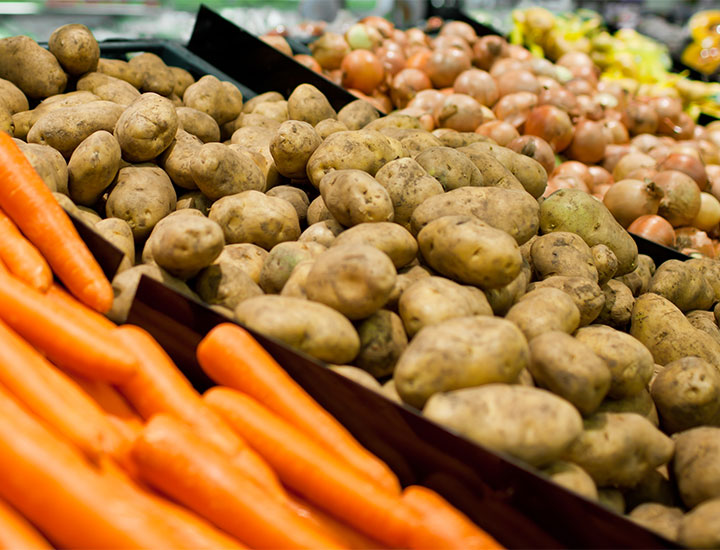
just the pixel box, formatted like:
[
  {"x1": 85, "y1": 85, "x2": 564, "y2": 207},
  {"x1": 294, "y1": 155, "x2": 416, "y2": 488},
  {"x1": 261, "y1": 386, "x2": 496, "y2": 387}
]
[
  {"x1": 76, "y1": 72, "x2": 141, "y2": 106},
  {"x1": 564, "y1": 412, "x2": 674, "y2": 488},
  {"x1": 615, "y1": 254, "x2": 656, "y2": 297},
  {"x1": 455, "y1": 147, "x2": 525, "y2": 191},
  {"x1": 156, "y1": 129, "x2": 201, "y2": 190},
  {"x1": 280, "y1": 260, "x2": 315, "y2": 299},
  {"x1": 596, "y1": 279, "x2": 635, "y2": 328},
  {"x1": 686, "y1": 257, "x2": 720, "y2": 303},
  {"x1": 418, "y1": 215, "x2": 522, "y2": 289},
  {"x1": 106, "y1": 165, "x2": 176, "y2": 239},
  {"x1": 541, "y1": 189, "x2": 639, "y2": 276},
  {"x1": 128, "y1": 52, "x2": 174, "y2": 96},
  {"x1": 651, "y1": 357, "x2": 720, "y2": 434},
  {"x1": 374, "y1": 157, "x2": 444, "y2": 229},
  {"x1": 542, "y1": 461, "x2": 598, "y2": 500},
  {"x1": 337, "y1": 99, "x2": 379, "y2": 130},
  {"x1": 531, "y1": 232, "x2": 598, "y2": 282},
  {"x1": 597, "y1": 388, "x2": 659, "y2": 427},
  {"x1": 529, "y1": 273, "x2": 603, "y2": 325},
  {"x1": 575, "y1": 325, "x2": 654, "y2": 399},
  {"x1": 184, "y1": 75, "x2": 243, "y2": 125},
  {"x1": 648, "y1": 260, "x2": 715, "y2": 313},
  {"x1": 628, "y1": 503, "x2": 683, "y2": 542},
  {"x1": 287, "y1": 84, "x2": 336, "y2": 126},
  {"x1": 15, "y1": 142, "x2": 68, "y2": 194},
  {"x1": 0, "y1": 78, "x2": 29, "y2": 114},
  {"x1": 195, "y1": 262, "x2": 263, "y2": 310},
  {"x1": 687, "y1": 310, "x2": 720, "y2": 345},
  {"x1": 269, "y1": 120, "x2": 322, "y2": 179},
  {"x1": 298, "y1": 220, "x2": 344, "y2": 247},
  {"x1": 53, "y1": 192, "x2": 81, "y2": 218},
  {"x1": 96, "y1": 58, "x2": 143, "y2": 89},
  {"x1": 329, "y1": 366, "x2": 383, "y2": 392},
  {"x1": 305, "y1": 244, "x2": 396, "y2": 320},
  {"x1": 630, "y1": 293, "x2": 720, "y2": 366},
  {"x1": 319, "y1": 169, "x2": 394, "y2": 226},
  {"x1": 67, "y1": 130, "x2": 121, "y2": 206},
  {"x1": 331, "y1": 222, "x2": 417, "y2": 268},
  {"x1": 314, "y1": 118, "x2": 348, "y2": 139},
  {"x1": 176, "y1": 191, "x2": 212, "y2": 215},
  {"x1": 413, "y1": 146, "x2": 483, "y2": 191},
  {"x1": 306, "y1": 196, "x2": 336, "y2": 225},
  {"x1": 484, "y1": 260, "x2": 531, "y2": 316},
  {"x1": 230, "y1": 126, "x2": 274, "y2": 150},
  {"x1": 678, "y1": 498, "x2": 720, "y2": 549},
  {"x1": 213, "y1": 243, "x2": 267, "y2": 284},
  {"x1": 242, "y1": 92, "x2": 284, "y2": 114},
  {"x1": 598, "y1": 489, "x2": 626, "y2": 514},
  {"x1": 398, "y1": 276, "x2": 492, "y2": 337},
  {"x1": 529, "y1": 331, "x2": 611, "y2": 415},
  {"x1": 0, "y1": 106, "x2": 12, "y2": 135},
  {"x1": 191, "y1": 143, "x2": 265, "y2": 199},
  {"x1": 263, "y1": 186, "x2": 308, "y2": 223},
  {"x1": 354, "y1": 310, "x2": 408, "y2": 378},
  {"x1": 385, "y1": 128, "x2": 443, "y2": 157},
  {"x1": 252, "y1": 100, "x2": 288, "y2": 123},
  {"x1": 28, "y1": 90, "x2": 99, "y2": 123},
  {"x1": 432, "y1": 129, "x2": 490, "y2": 148},
  {"x1": 176, "y1": 106, "x2": 220, "y2": 143},
  {"x1": 410, "y1": 186, "x2": 540, "y2": 245},
  {"x1": 94, "y1": 217, "x2": 135, "y2": 273},
  {"x1": 306, "y1": 130, "x2": 403, "y2": 187},
  {"x1": 0, "y1": 36, "x2": 67, "y2": 99},
  {"x1": 506, "y1": 287, "x2": 581, "y2": 340},
  {"x1": 114, "y1": 93, "x2": 178, "y2": 162},
  {"x1": 169, "y1": 66, "x2": 194, "y2": 98},
  {"x1": 76, "y1": 206, "x2": 102, "y2": 226},
  {"x1": 259, "y1": 241, "x2": 326, "y2": 294},
  {"x1": 673, "y1": 427, "x2": 720, "y2": 508},
  {"x1": 28, "y1": 101, "x2": 125, "y2": 158},
  {"x1": 209, "y1": 190, "x2": 300, "y2": 249},
  {"x1": 380, "y1": 379, "x2": 402, "y2": 403},
  {"x1": 623, "y1": 469, "x2": 676, "y2": 511},
  {"x1": 386, "y1": 264, "x2": 432, "y2": 311},
  {"x1": 592, "y1": 244, "x2": 619, "y2": 285},
  {"x1": 424, "y1": 384, "x2": 583, "y2": 467},
  {"x1": 364, "y1": 114, "x2": 423, "y2": 132},
  {"x1": 235, "y1": 295, "x2": 360, "y2": 364},
  {"x1": 228, "y1": 143, "x2": 279, "y2": 191}
]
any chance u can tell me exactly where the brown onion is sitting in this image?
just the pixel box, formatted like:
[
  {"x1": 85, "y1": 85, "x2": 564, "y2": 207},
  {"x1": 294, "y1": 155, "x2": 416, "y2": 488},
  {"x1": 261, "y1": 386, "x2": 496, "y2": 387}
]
[
  {"x1": 475, "y1": 120, "x2": 519, "y2": 145},
  {"x1": 390, "y1": 68, "x2": 432, "y2": 109},
  {"x1": 472, "y1": 35, "x2": 508, "y2": 70},
  {"x1": 492, "y1": 91, "x2": 538, "y2": 129},
  {"x1": 596, "y1": 80, "x2": 628, "y2": 109},
  {"x1": 564, "y1": 78, "x2": 594, "y2": 97},
  {"x1": 538, "y1": 87, "x2": 578, "y2": 114},
  {"x1": 603, "y1": 178, "x2": 664, "y2": 227},
  {"x1": 566, "y1": 118, "x2": 607, "y2": 164},
  {"x1": 325, "y1": 69, "x2": 343, "y2": 86},
  {"x1": 665, "y1": 112, "x2": 696, "y2": 141},
  {"x1": 405, "y1": 49, "x2": 432, "y2": 72},
  {"x1": 293, "y1": 54, "x2": 322, "y2": 72},
  {"x1": 405, "y1": 27, "x2": 429, "y2": 47},
  {"x1": 631, "y1": 134, "x2": 661, "y2": 153},
  {"x1": 433, "y1": 35, "x2": 472, "y2": 57},
  {"x1": 691, "y1": 192, "x2": 720, "y2": 232},
  {"x1": 708, "y1": 165, "x2": 720, "y2": 200},
  {"x1": 659, "y1": 153, "x2": 708, "y2": 191},
  {"x1": 625, "y1": 167, "x2": 658, "y2": 181},
  {"x1": 655, "y1": 170, "x2": 702, "y2": 227},
  {"x1": 622, "y1": 101, "x2": 659, "y2": 136},
  {"x1": 376, "y1": 47, "x2": 406, "y2": 77},
  {"x1": 676, "y1": 227, "x2": 715, "y2": 257},
  {"x1": 612, "y1": 152, "x2": 656, "y2": 182},
  {"x1": 593, "y1": 183, "x2": 613, "y2": 200},
  {"x1": 602, "y1": 144, "x2": 637, "y2": 173},
  {"x1": 556, "y1": 51, "x2": 595, "y2": 71},
  {"x1": 496, "y1": 69, "x2": 540, "y2": 97},
  {"x1": 601, "y1": 118, "x2": 630, "y2": 144},
  {"x1": 575, "y1": 95, "x2": 603, "y2": 121},
  {"x1": 341, "y1": 50, "x2": 385, "y2": 95},
  {"x1": 345, "y1": 23, "x2": 383, "y2": 51},
  {"x1": 525, "y1": 57, "x2": 557, "y2": 79},
  {"x1": 507, "y1": 135, "x2": 556, "y2": 176},
  {"x1": 651, "y1": 96, "x2": 682, "y2": 135},
  {"x1": 425, "y1": 47, "x2": 471, "y2": 88},
  {"x1": 569, "y1": 65, "x2": 598, "y2": 87},
  {"x1": 588, "y1": 165, "x2": 613, "y2": 189},
  {"x1": 647, "y1": 145, "x2": 671, "y2": 164},
  {"x1": 552, "y1": 161, "x2": 593, "y2": 189},
  {"x1": 698, "y1": 140, "x2": 720, "y2": 165},
  {"x1": 524, "y1": 105, "x2": 574, "y2": 152},
  {"x1": 489, "y1": 58, "x2": 524, "y2": 79},
  {"x1": 544, "y1": 175, "x2": 590, "y2": 197},
  {"x1": 310, "y1": 32, "x2": 350, "y2": 70},
  {"x1": 408, "y1": 89, "x2": 446, "y2": 113},
  {"x1": 537, "y1": 76, "x2": 562, "y2": 91},
  {"x1": 453, "y1": 69, "x2": 498, "y2": 107},
  {"x1": 480, "y1": 105, "x2": 495, "y2": 121},
  {"x1": 434, "y1": 93, "x2": 484, "y2": 132},
  {"x1": 260, "y1": 34, "x2": 293, "y2": 56},
  {"x1": 627, "y1": 215, "x2": 676, "y2": 247},
  {"x1": 439, "y1": 21, "x2": 477, "y2": 44},
  {"x1": 507, "y1": 44, "x2": 532, "y2": 61}
]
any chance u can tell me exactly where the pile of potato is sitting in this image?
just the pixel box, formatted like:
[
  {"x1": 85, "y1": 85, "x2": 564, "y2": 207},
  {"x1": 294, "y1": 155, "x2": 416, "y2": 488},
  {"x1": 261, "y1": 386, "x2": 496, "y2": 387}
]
[{"x1": 3, "y1": 23, "x2": 720, "y2": 547}]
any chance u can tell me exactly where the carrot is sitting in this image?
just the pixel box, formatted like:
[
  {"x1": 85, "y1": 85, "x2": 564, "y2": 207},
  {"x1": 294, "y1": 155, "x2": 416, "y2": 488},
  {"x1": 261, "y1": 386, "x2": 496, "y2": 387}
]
[
  {"x1": 197, "y1": 323, "x2": 401, "y2": 494},
  {"x1": 45, "y1": 283, "x2": 117, "y2": 331},
  {"x1": 0, "y1": 497, "x2": 52, "y2": 550},
  {"x1": 67, "y1": 373, "x2": 142, "y2": 423},
  {"x1": 205, "y1": 387, "x2": 419, "y2": 549},
  {"x1": 402, "y1": 485, "x2": 504, "y2": 550},
  {"x1": 115, "y1": 324, "x2": 284, "y2": 498},
  {"x1": 0, "y1": 318, "x2": 130, "y2": 462},
  {"x1": 0, "y1": 270, "x2": 136, "y2": 383},
  {"x1": 0, "y1": 385, "x2": 188, "y2": 549},
  {"x1": 0, "y1": 208, "x2": 52, "y2": 292},
  {"x1": 132, "y1": 414, "x2": 346, "y2": 550},
  {"x1": 0, "y1": 131, "x2": 113, "y2": 312}
]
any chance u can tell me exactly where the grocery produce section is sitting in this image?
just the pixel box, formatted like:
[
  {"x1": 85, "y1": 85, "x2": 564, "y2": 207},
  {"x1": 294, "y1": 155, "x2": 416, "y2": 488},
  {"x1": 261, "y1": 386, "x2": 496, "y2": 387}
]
[{"x1": 1, "y1": 3, "x2": 720, "y2": 548}]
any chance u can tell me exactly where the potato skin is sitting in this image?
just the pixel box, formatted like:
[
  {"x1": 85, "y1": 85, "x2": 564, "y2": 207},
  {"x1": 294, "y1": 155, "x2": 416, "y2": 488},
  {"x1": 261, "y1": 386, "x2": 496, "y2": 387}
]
[
  {"x1": 48, "y1": 24, "x2": 99, "y2": 76},
  {"x1": 616, "y1": 254, "x2": 655, "y2": 297},
  {"x1": 191, "y1": 143, "x2": 265, "y2": 199},
  {"x1": 596, "y1": 279, "x2": 635, "y2": 328},
  {"x1": 395, "y1": 316, "x2": 530, "y2": 408},
  {"x1": 592, "y1": 244, "x2": 618, "y2": 285},
  {"x1": 531, "y1": 232, "x2": 598, "y2": 282},
  {"x1": 235, "y1": 295, "x2": 360, "y2": 364},
  {"x1": 331, "y1": 222, "x2": 417, "y2": 268},
  {"x1": 423, "y1": 384, "x2": 583, "y2": 467},
  {"x1": 648, "y1": 259, "x2": 714, "y2": 313},
  {"x1": 280, "y1": 260, "x2": 315, "y2": 299},
  {"x1": 673, "y1": 427, "x2": 720, "y2": 509},
  {"x1": 259, "y1": 241, "x2": 326, "y2": 294},
  {"x1": 76, "y1": 72, "x2": 141, "y2": 106},
  {"x1": 267, "y1": 120, "x2": 321, "y2": 179},
  {"x1": 128, "y1": 52, "x2": 174, "y2": 96},
  {"x1": 287, "y1": 83, "x2": 337, "y2": 126},
  {"x1": 15, "y1": 142, "x2": 68, "y2": 194},
  {"x1": 243, "y1": 92, "x2": 284, "y2": 114},
  {"x1": 329, "y1": 366, "x2": 383, "y2": 393},
  {"x1": 542, "y1": 461, "x2": 598, "y2": 500},
  {"x1": 169, "y1": 66, "x2": 194, "y2": 98},
  {"x1": 94, "y1": 217, "x2": 135, "y2": 273},
  {"x1": 96, "y1": 58, "x2": 143, "y2": 89},
  {"x1": 528, "y1": 276, "x2": 605, "y2": 327},
  {"x1": 265, "y1": 186, "x2": 309, "y2": 224},
  {"x1": 151, "y1": 215, "x2": 225, "y2": 279},
  {"x1": 0, "y1": 78, "x2": 29, "y2": 115},
  {"x1": 195, "y1": 262, "x2": 263, "y2": 310},
  {"x1": 319, "y1": 169, "x2": 394, "y2": 226},
  {"x1": 678, "y1": 498, "x2": 720, "y2": 549},
  {"x1": 314, "y1": 118, "x2": 349, "y2": 139},
  {"x1": 176, "y1": 106, "x2": 220, "y2": 143},
  {"x1": 506, "y1": 287, "x2": 581, "y2": 340},
  {"x1": 213, "y1": 243, "x2": 267, "y2": 284},
  {"x1": 355, "y1": 309, "x2": 408, "y2": 378},
  {"x1": 484, "y1": 260, "x2": 531, "y2": 316},
  {"x1": 0, "y1": 36, "x2": 67, "y2": 99},
  {"x1": 298, "y1": 220, "x2": 344, "y2": 247},
  {"x1": 337, "y1": 99, "x2": 379, "y2": 130},
  {"x1": 629, "y1": 503, "x2": 683, "y2": 542},
  {"x1": 114, "y1": 93, "x2": 178, "y2": 162},
  {"x1": 414, "y1": 146, "x2": 483, "y2": 190},
  {"x1": 184, "y1": 75, "x2": 243, "y2": 125},
  {"x1": 68, "y1": 130, "x2": 121, "y2": 206}
]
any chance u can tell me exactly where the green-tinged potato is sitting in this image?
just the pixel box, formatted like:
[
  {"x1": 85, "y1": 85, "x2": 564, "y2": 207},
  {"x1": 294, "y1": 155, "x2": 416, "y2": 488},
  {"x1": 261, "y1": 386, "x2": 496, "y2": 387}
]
[
  {"x1": 597, "y1": 388, "x2": 658, "y2": 427},
  {"x1": 575, "y1": 325, "x2": 654, "y2": 399},
  {"x1": 424, "y1": 384, "x2": 583, "y2": 467},
  {"x1": 0, "y1": 36, "x2": 67, "y2": 99},
  {"x1": 15, "y1": 142, "x2": 68, "y2": 194},
  {"x1": 616, "y1": 255, "x2": 656, "y2": 297},
  {"x1": 678, "y1": 498, "x2": 720, "y2": 549},
  {"x1": 280, "y1": 260, "x2": 314, "y2": 299},
  {"x1": 687, "y1": 310, "x2": 720, "y2": 345},
  {"x1": 432, "y1": 128, "x2": 490, "y2": 148},
  {"x1": 169, "y1": 66, "x2": 194, "y2": 98},
  {"x1": 592, "y1": 244, "x2": 619, "y2": 285},
  {"x1": 564, "y1": 412, "x2": 674, "y2": 488},
  {"x1": 398, "y1": 276, "x2": 492, "y2": 337},
  {"x1": 598, "y1": 489, "x2": 626, "y2": 514},
  {"x1": 414, "y1": 146, "x2": 483, "y2": 190},
  {"x1": 209, "y1": 191, "x2": 300, "y2": 249},
  {"x1": 673, "y1": 427, "x2": 720, "y2": 508},
  {"x1": 235, "y1": 295, "x2": 360, "y2": 364},
  {"x1": 650, "y1": 357, "x2": 720, "y2": 434},
  {"x1": 269, "y1": 120, "x2": 322, "y2": 179},
  {"x1": 540, "y1": 188, "x2": 638, "y2": 275},
  {"x1": 529, "y1": 331, "x2": 611, "y2": 415},
  {"x1": 623, "y1": 469, "x2": 677, "y2": 511},
  {"x1": 105, "y1": 165, "x2": 176, "y2": 239},
  {"x1": 355, "y1": 310, "x2": 408, "y2": 378},
  {"x1": 596, "y1": 279, "x2": 635, "y2": 328},
  {"x1": 242, "y1": 92, "x2": 284, "y2": 114},
  {"x1": 306, "y1": 196, "x2": 334, "y2": 225},
  {"x1": 386, "y1": 264, "x2": 432, "y2": 311},
  {"x1": 329, "y1": 366, "x2": 384, "y2": 392},
  {"x1": 76, "y1": 72, "x2": 140, "y2": 106},
  {"x1": 314, "y1": 118, "x2": 348, "y2": 139},
  {"x1": 176, "y1": 191, "x2": 212, "y2": 215},
  {"x1": 395, "y1": 317, "x2": 529, "y2": 408},
  {"x1": 628, "y1": 503, "x2": 683, "y2": 542},
  {"x1": 649, "y1": 259, "x2": 714, "y2": 313},
  {"x1": 410, "y1": 186, "x2": 539, "y2": 245},
  {"x1": 213, "y1": 243, "x2": 267, "y2": 284},
  {"x1": 374, "y1": 157, "x2": 444, "y2": 229},
  {"x1": 484, "y1": 260, "x2": 532, "y2": 316},
  {"x1": 506, "y1": 287, "x2": 580, "y2": 340},
  {"x1": 686, "y1": 257, "x2": 720, "y2": 303},
  {"x1": 331, "y1": 222, "x2": 417, "y2": 268},
  {"x1": 195, "y1": 262, "x2": 263, "y2": 310},
  {"x1": 337, "y1": 99, "x2": 380, "y2": 130},
  {"x1": 531, "y1": 232, "x2": 599, "y2": 282},
  {"x1": 542, "y1": 461, "x2": 598, "y2": 500},
  {"x1": 176, "y1": 106, "x2": 220, "y2": 143},
  {"x1": 251, "y1": 100, "x2": 288, "y2": 123},
  {"x1": 114, "y1": 93, "x2": 178, "y2": 162},
  {"x1": 0, "y1": 78, "x2": 28, "y2": 114},
  {"x1": 96, "y1": 58, "x2": 143, "y2": 88},
  {"x1": 418, "y1": 215, "x2": 522, "y2": 289},
  {"x1": 159, "y1": 129, "x2": 202, "y2": 190},
  {"x1": 287, "y1": 83, "x2": 336, "y2": 126},
  {"x1": 630, "y1": 293, "x2": 720, "y2": 366},
  {"x1": 266, "y1": 186, "x2": 309, "y2": 223},
  {"x1": 68, "y1": 130, "x2": 121, "y2": 206},
  {"x1": 94, "y1": 217, "x2": 134, "y2": 273},
  {"x1": 319, "y1": 169, "x2": 394, "y2": 226},
  {"x1": 305, "y1": 244, "x2": 396, "y2": 320},
  {"x1": 128, "y1": 52, "x2": 174, "y2": 96},
  {"x1": 456, "y1": 147, "x2": 525, "y2": 191},
  {"x1": 298, "y1": 220, "x2": 344, "y2": 247},
  {"x1": 259, "y1": 241, "x2": 326, "y2": 294},
  {"x1": 191, "y1": 143, "x2": 265, "y2": 199},
  {"x1": 27, "y1": 101, "x2": 125, "y2": 158},
  {"x1": 184, "y1": 75, "x2": 243, "y2": 125}
]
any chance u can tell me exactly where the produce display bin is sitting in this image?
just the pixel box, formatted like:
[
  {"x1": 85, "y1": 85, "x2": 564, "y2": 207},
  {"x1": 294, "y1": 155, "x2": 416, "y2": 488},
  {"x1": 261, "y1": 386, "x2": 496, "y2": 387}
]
[{"x1": 125, "y1": 274, "x2": 680, "y2": 550}]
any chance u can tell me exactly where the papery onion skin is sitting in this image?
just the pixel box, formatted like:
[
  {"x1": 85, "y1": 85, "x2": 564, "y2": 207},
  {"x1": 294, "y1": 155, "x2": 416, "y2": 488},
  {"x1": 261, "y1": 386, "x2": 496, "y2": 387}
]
[
  {"x1": 341, "y1": 49, "x2": 385, "y2": 95},
  {"x1": 507, "y1": 135, "x2": 556, "y2": 176},
  {"x1": 453, "y1": 69, "x2": 499, "y2": 107},
  {"x1": 655, "y1": 170, "x2": 702, "y2": 227},
  {"x1": 603, "y1": 178, "x2": 664, "y2": 228},
  {"x1": 566, "y1": 118, "x2": 607, "y2": 164},
  {"x1": 659, "y1": 153, "x2": 708, "y2": 191},
  {"x1": 475, "y1": 120, "x2": 519, "y2": 145},
  {"x1": 628, "y1": 215, "x2": 676, "y2": 248},
  {"x1": 691, "y1": 192, "x2": 720, "y2": 232},
  {"x1": 524, "y1": 105, "x2": 574, "y2": 152}
]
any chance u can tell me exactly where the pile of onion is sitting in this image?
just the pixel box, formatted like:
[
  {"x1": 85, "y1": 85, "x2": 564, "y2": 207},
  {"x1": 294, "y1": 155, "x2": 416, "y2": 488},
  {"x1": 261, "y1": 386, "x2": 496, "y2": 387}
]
[{"x1": 654, "y1": 170, "x2": 702, "y2": 227}]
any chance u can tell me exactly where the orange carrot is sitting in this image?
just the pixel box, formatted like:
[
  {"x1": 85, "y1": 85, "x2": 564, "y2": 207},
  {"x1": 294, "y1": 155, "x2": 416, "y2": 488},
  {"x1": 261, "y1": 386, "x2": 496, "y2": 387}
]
[
  {"x1": 67, "y1": 373, "x2": 142, "y2": 424},
  {"x1": 0, "y1": 131, "x2": 113, "y2": 312},
  {"x1": 0, "y1": 208, "x2": 52, "y2": 292},
  {"x1": 0, "y1": 318, "x2": 130, "y2": 462},
  {"x1": 45, "y1": 283, "x2": 117, "y2": 330},
  {"x1": 0, "y1": 270, "x2": 136, "y2": 383},
  {"x1": 205, "y1": 387, "x2": 418, "y2": 549},
  {"x1": 0, "y1": 497, "x2": 52, "y2": 550},
  {"x1": 402, "y1": 485, "x2": 504, "y2": 550},
  {"x1": 115, "y1": 324, "x2": 284, "y2": 498},
  {"x1": 0, "y1": 385, "x2": 189, "y2": 549},
  {"x1": 197, "y1": 323, "x2": 400, "y2": 494},
  {"x1": 132, "y1": 414, "x2": 345, "y2": 550}
]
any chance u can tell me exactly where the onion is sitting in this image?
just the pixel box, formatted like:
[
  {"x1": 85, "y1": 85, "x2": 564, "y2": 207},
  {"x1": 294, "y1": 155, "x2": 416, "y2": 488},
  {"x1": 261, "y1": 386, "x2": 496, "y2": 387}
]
[
  {"x1": 627, "y1": 215, "x2": 676, "y2": 247},
  {"x1": 524, "y1": 105, "x2": 574, "y2": 152},
  {"x1": 439, "y1": 21, "x2": 477, "y2": 44},
  {"x1": 659, "y1": 153, "x2": 708, "y2": 191},
  {"x1": 310, "y1": 32, "x2": 351, "y2": 70},
  {"x1": 676, "y1": 227, "x2": 716, "y2": 257},
  {"x1": 566, "y1": 118, "x2": 607, "y2": 164},
  {"x1": 293, "y1": 54, "x2": 322, "y2": 72},
  {"x1": 698, "y1": 140, "x2": 720, "y2": 165},
  {"x1": 496, "y1": 69, "x2": 540, "y2": 97},
  {"x1": 651, "y1": 96, "x2": 682, "y2": 135},
  {"x1": 593, "y1": 183, "x2": 612, "y2": 200},
  {"x1": 507, "y1": 44, "x2": 532, "y2": 61},
  {"x1": 341, "y1": 50, "x2": 385, "y2": 95},
  {"x1": 665, "y1": 112, "x2": 696, "y2": 141},
  {"x1": 433, "y1": 35, "x2": 472, "y2": 57},
  {"x1": 475, "y1": 120, "x2": 519, "y2": 145},
  {"x1": 655, "y1": 170, "x2": 702, "y2": 227},
  {"x1": 479, "y1": 105, "x2": 495, "y2": 121},
  {"x1": 472, "y1": 35, "x2": 508, "y2": 70},
  {"x1": 569, "y1": 65, "x2": 598, "y2": 87},
  {"x1": 425, "y1": 48, "x2": 471, "y2": 88},
  {"x1": 625, "y1": 167, "x2": 658, "y2": 181},
  {"x1": 708, "y1": 165, "x2": 720, "y2": 200},
  {"x1": 602, "y1": 144, "x2": 636, "y2": 173},
  {"x1": 390, "y1": 68, "x2": 432, "y2": 109},
  {"x1": 631, "y1": 134, "x2": 662, "y2": 153},
  {"x1": 556, "y1": 51, "x2": 595, "y2": 71},
  {"x1": 405, "y1": 27, "x2": 430, "y2": 47},
  {"x1": 691, "y1": 192, "x2": 720, "y2": 232},
  {"x1": 325, "y1": 69, "x2": 343, "y2": 86},
  {"x1": 453, "y1": 69, "x2": 498, "y2": 107},
  {"x1": 345, "y1": 23, "x2": 383, "y2": 51},
  {"x1": 544, "y1": 175, "x2": 590, "y2": 197},
  {"x1": 376, "y1": 46, "x2": 406, "y2": 77},
  {"x1": 602, "y1": 118, "x2": 630, "y2": 144},
  {"x1": 489, "y1": 58, "x2": 524, "y2": 79},
  {"x1": 408, "y1": 89, "x2": 446, "y2": 113},
  {"x1": 612, "y1": 152, "x2": 656, "y2": 182},
  {"x1": 537, "y1": 76, "x2": 562, "y2": 91},
  {"x1": 260, "y1": 35, "x2": 293, "y2": 56},
  {"x1": 525, "y1": 57, "x2": 557, "y2": 79},
  {"x1": 405, "y1": 49, "x2": 432, "y2": 72},
  {"x1": 588, "y1": 165, "x2": 613, "y2": 189},
  {"x1": 492, "y1": 91, "x2": 538, "y2": 129},
  {"x1": 622, "y1": 101, "x2": 659, "y2": 136},
  {"x1": 564, "y1": 78, "x2": 594, "y2": 97},
  {"x1": 434, "y1": 93, "x2": 484, "y2": 132},
  {"x1": 538, "y1": 87, "x2": 578, "y2": 114},
  {"x1": 596, "y1": 80, "x2": 628, "y2": 109},
  {"x1": 360, "y1": 15, "x2": 394, "y2": 39},
  {"x1": 603, "y1": 178, "x2": 664, "y2": 227},
  {"x1": 552, "y1": 161, "x2": 593, "y2": 189},
  {"x1": 575, "y1": 95, "x2": 603, "y2": 120},
  {"x1": 507, "y1": 135, "x2": 556, "y2": 176}
]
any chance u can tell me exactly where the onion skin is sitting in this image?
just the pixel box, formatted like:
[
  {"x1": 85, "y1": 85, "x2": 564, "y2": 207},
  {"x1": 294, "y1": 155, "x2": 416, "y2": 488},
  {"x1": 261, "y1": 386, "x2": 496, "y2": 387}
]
[
  {"x1": 655, "y1": 170, "x2": 702, "y2": 227},
  {"x1": 507, "y1": 135, "x2": 556, "y2": 176},
  {"x1": 538, "y1": 87, "x2": 579, "y2": 114},
  {"x1": 341, "y1": 50, "x2": 385, "y2": 95},
  {"x1": 390, "y1": 68, "x2": 432, "y2": 109},
  {"x1": 564, "y1": 78, "x2": 594, "y2": 97},
  {"x1": 376, "y1": 47, "x2": 406, "y2": 77},
  {"x1": 691, "y1": 192, "x2": 720, "y2": 232},
  {"x1": 261, "y1": 35, "x2": 292, "y2": 56},
  {"x1": 496, "y1": 69, "x2": 540, "y2": 97},
  {"x1": 553, "y1": 161, "x2": 593, "y2": 189},
  {"x1": 612, "y1": 152, "x2": 656, "y2": 182},
  {"x1": 602, "y1": 144, "x2": 636, "y2": 173},
  {"x1": 310, "y1": 32, "x2": 351, "y2": 70},
  {"x1": 556, "y1": 51, "x2": 595, "y2": 71},
  {"x1": 433, "y1": 35, "x2": 473, "y2": 57},
  {"x1": 543, "y1": 175, "x2": 589, "y2": 198},
  {"x1": 472, "y1": 35, "x2": 508, "y2": 70},
  {"x1": 475, "y1": 120, "x2": 519, "y2": 145},
  {"x1": 602, "y1": 118, "x2": 630, "y2": 144},
  {"x1": 676, "y1": 227, "x2": 716, "y2": 258},
  {"x1": 492, "y1": 91, "x2": 538, "y2": 129},
  {"x1": 603, "y1": 178, "x2": 664, "y2": 228},
  {"x1": 628, "y1": 215, "x2": 676, "y2": 247},
  {"x1": 293, "y1": 54, "x2": 322, "y2": 72},
  {"x1": 489, "y1": 58, "x2": 524, "y2": 79},
  {"x1": 566, "y1": 118, "x2": 607, "y2": 164},
  {"x1": 407, "y1": 88, "x2": 446, "y2": 113},
  {"x1": 434, "y1": 93, "x2": 484, "y2": 132},
  {"x1": 622, "y1": 101, "x2": 659, "y2": 136},
  {"x1": 439, "y1": 21, "x2": 477, "y2": 45},
  {"x1": 524, "y1": 105, "x2": 574, "y2": 152},
  {"x1": 588, "y1": 165, "x2": 613, "y2": 190},
  {"x1": 405, "y1": 49, "x2": 432, "y2": 72},
  {"x1": 425, "y1": 48, "x2": 471, "y2": 89},
  {"x1": 708, "y1": 165, "x2": 720, "y2": 201},
  {"x1": 453, "y1": 69, "x2": 499, "y2": 107},
  {"x1": 659, "y1": 153, "x2": 708, "y2": 191}
]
